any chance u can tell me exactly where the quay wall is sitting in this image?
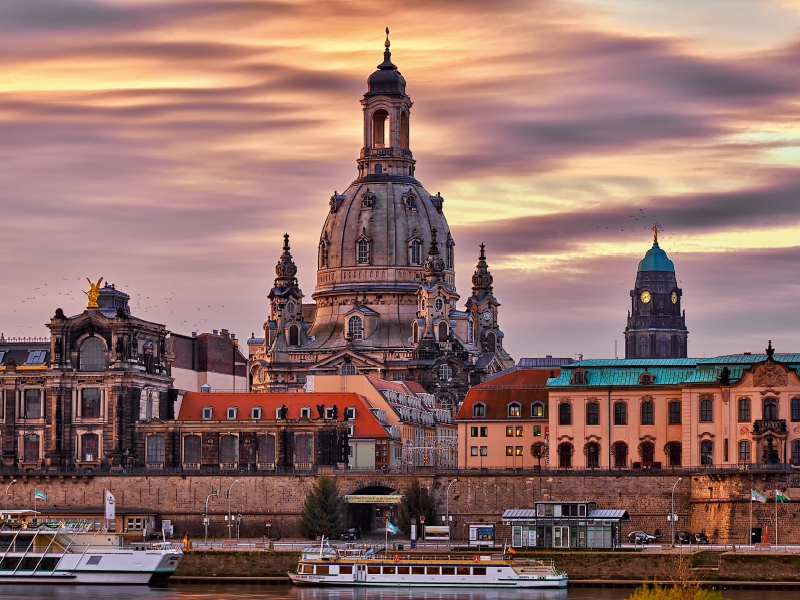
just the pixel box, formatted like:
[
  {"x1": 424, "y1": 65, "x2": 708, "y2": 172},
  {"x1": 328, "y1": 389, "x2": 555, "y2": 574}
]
[{"x1": 3, "y1": 471, "x2": 799, "y2": 543}]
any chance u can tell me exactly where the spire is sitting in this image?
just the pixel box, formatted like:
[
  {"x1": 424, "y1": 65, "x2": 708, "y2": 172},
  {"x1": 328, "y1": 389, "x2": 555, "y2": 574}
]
[
  {"x1": 274, "y1": 232, "x2": 299, "y2": 289},
  {"x1": 472, "y1": 243, "x2": 494, "y2": 297},
  {"x1": 423, "y1": 228, "x2": 445, "y2": 284},
  {"x1": 378, "y1": 26, "x2": 397, "y2": 70}
]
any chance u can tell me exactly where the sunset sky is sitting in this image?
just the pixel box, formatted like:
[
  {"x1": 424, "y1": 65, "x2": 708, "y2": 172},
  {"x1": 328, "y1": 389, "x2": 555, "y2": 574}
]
[{"x1": 3, "y1": 0, "x2": 800, "y2": 360}]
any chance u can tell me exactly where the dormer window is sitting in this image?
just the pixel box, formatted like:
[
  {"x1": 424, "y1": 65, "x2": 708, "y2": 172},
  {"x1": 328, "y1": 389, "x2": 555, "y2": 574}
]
[
  {"x1": 202, "y1": 407, "x2": 213, "y2": 420},
  {"x1": 572, "y1": 370, "x2": 586, "y2": 385},
  {"x1": 325, "y1": 407, "x2": 336, "y2": 420},
  {"x1": 357, "y1": 239, "x2": 370, "y2": 264},
  {"x1": 410, "y1": 240, "x2": 421, "y2": 265},
  {"x1": 251, "y1": 407, "x2": 262, "y2": 420},
  {"x1": 344, "y1": 407, "x2": 356, "y2": 420},
  {"x1": 227, "y1": 407, "x2": 238, "y2": 420},
  {"x1": 472, "y1": 403, "x2": 486, "y2": 418},
  {"x1": 300, "y1": 407, "x2": 311, "y2": 419},
  {"x1": 639, "y1": 372, "x2": 654, "y2": 385},
  {"x1": 508, "y1": 402, "x2": 521, "y2": 418},
  {"x1": 531, "y1": 402, "x2": 544, "y2": 418}
]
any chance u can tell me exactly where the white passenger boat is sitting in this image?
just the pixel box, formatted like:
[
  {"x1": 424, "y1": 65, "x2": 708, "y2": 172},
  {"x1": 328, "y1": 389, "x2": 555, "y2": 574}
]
[
  {"x1": 0, "y1": 521, "x2": 182, "y2": 585},
  {"x1": 289, "y1": 541, "x2": 567, "y2": 588}
]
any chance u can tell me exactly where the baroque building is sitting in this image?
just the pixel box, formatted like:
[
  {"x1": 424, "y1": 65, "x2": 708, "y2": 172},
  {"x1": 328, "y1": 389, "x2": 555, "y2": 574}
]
[
  {"x1": 249, "y1": 34, "x2": 514, "y2": 408},
  {"x1": 624, "y1": 228, "x2": 688, "y2": 358}
]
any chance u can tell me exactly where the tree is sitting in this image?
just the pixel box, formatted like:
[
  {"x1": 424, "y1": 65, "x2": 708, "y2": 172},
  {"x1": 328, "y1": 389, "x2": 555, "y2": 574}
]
[
  {"x1": 627, "y1": 553, "x2": 722, "y2": 600},
  {"x1": 299, "y1": 475, "x2": 345, "y2": 539},
  {"x1": 398, "y1": 478, "x2": 436, "y2": 534}
]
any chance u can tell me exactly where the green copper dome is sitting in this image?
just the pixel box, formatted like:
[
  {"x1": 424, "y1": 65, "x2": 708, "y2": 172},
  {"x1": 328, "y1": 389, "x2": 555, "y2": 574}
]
[{"x1": 637, "y1": 242, "x2": 675, "y2": 272}]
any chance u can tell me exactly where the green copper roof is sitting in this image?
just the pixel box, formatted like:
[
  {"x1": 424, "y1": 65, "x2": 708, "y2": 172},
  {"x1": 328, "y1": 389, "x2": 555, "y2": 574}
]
[{"x1": 638, "y1": 242, "x2": 675, "y2": 272}]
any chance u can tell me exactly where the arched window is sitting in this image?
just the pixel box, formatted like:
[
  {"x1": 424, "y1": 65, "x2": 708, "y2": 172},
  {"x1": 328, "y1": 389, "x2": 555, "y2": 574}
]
[
  {"x1": 572, "y1": 371, "x2": 585, "y2": 385},
  {"x1": 486, "y1": 332, "x2": 496, "y2": 352},
  {"x1": 438, "y1": 364, "x2": 452, "y2": 381},
  {"x1": 374, "y1": 164, "x2": 383, "y2": 174},
  {"x1": 612, "y1": 441, "x2": 628, "y2": 468},
  {"x1": 739, "y1": 440, "x2": 751, "y2": 463},
  {"x1": 348, "y1": 316, "x2": 364, "y2": 340},
  {"x1": 793, "y1": 397, "x2": 800, "y2": 422},
  {"x1": 81, "y1": 433, "x2": 99, "y2": 462},
  {"x1": 531, "y1": 402, "x2": 544, "y2": 418},
  {"x1": 23, "y1": 434, "x2": 40, "y2": 462},
  {"x1": 558, "y1": 442, "x2": 573, "y2": 468},
  {"x1": 641, "y1": 401, "x2": 654, "y2": 425},
  {"x1": 665, "y1": 441, "x2": 681, "y2": 466},
  {"x1": 320, "y1": 243, "x2": 329, "y2": 268},
  {"x1": 586, "y1": 402, "x2": 599, "y2": 425},
  {"x1": 341, "y1": 362, "x2": 357, "y2": 376},
  {"x1": 437, "y1": 321, "x2": 448, "y2": 342},
  {"x1": 400, "y1": 111, "x2": 408, "y2": 148},
  {"x1": 763, "y1": 397, "x2": 778, "y2": 420},
  {"x1": 472, "y1": 403, "x2": 486, "y2": 418},
  {"x1": 585, "y1": 442, "x2": 600, "y2": 468},
  {"x1": 410, "y1": 240, "x2": 421, "y2": 265},
  {"x1": 700, "y1": 440, "x2": 713, "y2": 465},
  {"x1": 220, "y1": 435, "x2": 238, "y2": 464},
  {"x1": 613, "y1": 401, "x2": 627, "y2": 425},
  {"x1": 372, "y1": 109, "x2": 389, "y2": 147},
  {"x1": 639, "y1": 441, "x2": 655, "y2": 464},
  {"x1": 258, "y1": 434, "x2": 276, "y2": 464},
  {"x1": 508, "y1": 402, "x2": 521, "y2": 418},
  {"x1": 183, "y1": 435, "x2": 201, "y2": 464},
  {"x1": 412, "y1": 321, "x2": 419, "y2": 344},
  {"x1": 558, "y1": 403, "x2": 571, "y2": 425},
  {"x1": 738, "y1": 398, "x2": 751, "y2": 422},
  {"x1": 80, "y1": 337, "x2": 105, "y2": 371},
  {"x1": 288, "y1": 324, "x2": 299, "y2": 346},
  {"x1": 700, "y1": 398, "x2": 713, "y2": 422},
  {"x1": 147, "y1": 435, "x2": 165, "y2": 464},
  {"x1": 357, "y1": 239, "x2": 370, "y2": 264}
]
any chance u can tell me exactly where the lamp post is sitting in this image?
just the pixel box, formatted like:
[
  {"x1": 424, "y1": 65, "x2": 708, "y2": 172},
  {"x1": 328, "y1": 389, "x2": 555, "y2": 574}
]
[
  {"x1": 204, "y1": 489, "x2": 219, "y2": 544},
  {"x1": 671, "y1": 477, "x2": 682, "y2": 548},
  {"x1": 227, "y1": 480, "x2": 240, "y2": 541},
  {"x1": 445, "y1": 479, "x2": 458, "y2": 547},
  {"x1": 4, "y1": 480, "x2": 16, "y2": 511}
]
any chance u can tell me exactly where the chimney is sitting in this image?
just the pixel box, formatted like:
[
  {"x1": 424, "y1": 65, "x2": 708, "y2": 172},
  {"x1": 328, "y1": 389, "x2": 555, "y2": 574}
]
[
  {"x1": 212, "y1": 330, "x2": 219, "y2": 335},
  {"x1": 221, "y1": 329, "x2": 230, "y2": 337},
  {"x1": 191, "y1": 331, "x2": 197, "y2": 338}
]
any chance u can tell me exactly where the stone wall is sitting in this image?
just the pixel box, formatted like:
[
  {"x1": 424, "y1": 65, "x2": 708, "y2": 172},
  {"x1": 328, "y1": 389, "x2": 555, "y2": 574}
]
[
  {"x1": 176, "y1": 550, "x2": 298, "y2": 577},
  {"x1": 3, "y1": 470, "x2": 798, "y2": 542}
]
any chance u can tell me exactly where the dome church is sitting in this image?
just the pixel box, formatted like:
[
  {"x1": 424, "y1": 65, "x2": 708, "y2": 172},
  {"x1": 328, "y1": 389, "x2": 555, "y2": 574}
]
[{"x1": 248, "y1": 32, "x2": 514, "y2": 409}]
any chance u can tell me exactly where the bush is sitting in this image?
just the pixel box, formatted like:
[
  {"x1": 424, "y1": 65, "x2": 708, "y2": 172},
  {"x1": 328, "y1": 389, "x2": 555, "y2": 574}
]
[
  {"x1": 397, "y1": 478, "x2": 436, "y2": 534},
  {"x1": 298, "y1": 475, "x2": 345, "y2": 539}
]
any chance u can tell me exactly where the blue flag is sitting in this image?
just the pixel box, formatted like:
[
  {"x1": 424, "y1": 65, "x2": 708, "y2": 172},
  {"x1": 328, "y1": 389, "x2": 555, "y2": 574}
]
[
  {"x1": 34, "y1": 489, "x2": 47, "y2": 501},
  {"x1": 386, "y1": 521, "x2": 398, "y2": 534}
]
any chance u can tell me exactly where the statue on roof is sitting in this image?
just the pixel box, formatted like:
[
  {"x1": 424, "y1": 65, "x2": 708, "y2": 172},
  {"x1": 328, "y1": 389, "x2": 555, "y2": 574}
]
[{"x1": 83, "y1": 277, "x2": 103, "y2": 308}]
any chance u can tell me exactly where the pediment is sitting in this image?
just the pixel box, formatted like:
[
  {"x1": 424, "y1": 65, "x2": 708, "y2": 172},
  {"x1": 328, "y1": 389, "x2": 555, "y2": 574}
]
[{"x1": 310, "y1": 350, "x2": 384, "y2": 371}]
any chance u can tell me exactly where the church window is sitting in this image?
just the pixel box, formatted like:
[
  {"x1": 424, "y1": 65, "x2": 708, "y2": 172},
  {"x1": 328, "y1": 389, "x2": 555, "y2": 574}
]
[
  {"x1": 410, "y1": 240, "x2": 421, "y2": 265},
  {"x1": 220, "y1": 435, "x2": 238, "y2": 464},
  {"x1": 446, "y1": 241, "x2": 454, "y2": 268},
  {"x1": 295, "y1": 434, "x2": 313, "y2": 463},
  {"x1": 558, "y1": 403, "x2": 571, "y2": 425},
  {"x1": 435, "y1": 298, "x2": 443, "y2": 311},
  {"x1": 400, "y1": 111, "x2": 408, "y2": 148},
  {"x1": 348, "y1": 316, "x2": 364, "y2": 340},
  {"x1": 472, "y1": 403, "x2": 486, "y2": 418},
  {"x1": 437, "y1": 321, "x2": 448, "y2": 342},
  {"x1": 792, "y1": 397, "x2": 800, "y2": 421},
  {"x1": 80, "y1": 337, "x2": 105, "y2": 371},
  {"x1": 613, "y1": 401, "x2": 627, "y2": 425},
  {"x1": 739, "y1": 440, "x2": 751, "y2": 463},
  {"x1": 586, "y1": 402, "x2": 599, "y2": 425},
  {"x1": 669, "y1": 401, "x2": 681, "y2": 424},
  {"x1": 738, "y1": 398, "x2": 751, "y2": 422},
  {"x1": 81, "y1": 388, "x2": 101, "y2": 419},
  {"x1": 700, "y1": 398, "x2": 713, "y2": 422},
  {"x1": 467, "y1": 320, "x2": 474, "y2": 344},
  {"x1": 404, "y1": 194, "x2": 417, "y2": 210},
  {"x1": 23, "y1": 389, "x2": 42, "y2": 419},
  {"x1": 372, "y1": 109, "x2": 389, "y2": 147},
  {"x1": 258, "y1": 434, "x2": 275, "y2": 463},
  {"x1": 641, "y1": 401, "x2": 654, "y2": 425},
  {"x1": 288, "y1": 324, "x2": 299, "y2": 346},
  {"x1": 341, "y1": 363, "x2": 357, "y2": 376},
  {"x1": 357, "y1": 239, "x2": 370, "y2": 264},
  {"x1": 412, "y1": 321, "x2": 419, "y2": 344},
  {"x1": 508, "y1": 403, "x2": 521, "y2": 418},
  {"x1": 763, "y1": 397, "x2": 778, "y2": 420},
  {"x1": 147, "y1": 435, "x2": 165, "y2": 464},
  {"x1": 700, "y1": 440, "x2": 713, "y2": 465},
  {"x1": 486, "y1": 332, "x2": 496, "y2": 353},
  {"x1": 438, "y1": 364, "x2": 452, "y2": 381}
]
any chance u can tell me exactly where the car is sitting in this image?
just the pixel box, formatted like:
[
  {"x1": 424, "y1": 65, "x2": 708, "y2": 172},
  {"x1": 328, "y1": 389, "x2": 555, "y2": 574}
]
[
  {"x1": 148, "y1": 531, "x2": 164, "y2": 540},
  {"x1": 692, "y1": 532, "x2": 710, "y2": 544},
  {"x1": 674, "y1": 531, "x2": 691, "y2": 544},
  {"x1": 340, "y1": 527, "x2": 362, "y2": 540},
  {"x1": 629, "y1": 531, "x2": 657, "y2": 545}
]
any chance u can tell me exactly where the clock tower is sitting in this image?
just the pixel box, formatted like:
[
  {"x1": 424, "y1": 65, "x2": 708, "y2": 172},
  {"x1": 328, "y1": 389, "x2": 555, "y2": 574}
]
[
  {"x1": 624, "y1": 227, "x2": 688, "y2": 358},
  {"x1": 465, "y1": 244, "x2": 513, "y2": 366}
]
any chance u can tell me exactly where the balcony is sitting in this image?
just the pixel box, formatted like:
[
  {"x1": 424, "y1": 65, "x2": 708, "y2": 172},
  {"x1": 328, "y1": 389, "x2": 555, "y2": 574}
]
[{"x1": 753, "y1": 419, "x2": 787, "y2": 434}]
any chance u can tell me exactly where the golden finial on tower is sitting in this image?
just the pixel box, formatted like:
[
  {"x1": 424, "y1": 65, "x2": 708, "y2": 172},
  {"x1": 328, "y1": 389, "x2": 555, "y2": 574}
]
[
  {"x1": 652, "y1": 224, "x2": 659, "y2": 244},
  {"x1": 83, "y1": 277, "x2": 103, "y2": 308},
  {"x1": 385, "y1": 27, "x2": 390, "y2": 48}
]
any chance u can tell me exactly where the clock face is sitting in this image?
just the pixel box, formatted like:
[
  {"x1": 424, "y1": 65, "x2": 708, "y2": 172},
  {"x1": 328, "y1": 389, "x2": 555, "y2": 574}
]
[
  {"x1": 482, "y1": 310, "x2": 492, "y2": 321},
  {"x1": 671, "y1": 292, "x2": 677, "y2": 304},
  {"x1": 640, "y1": 291, "x2": 652, "y2": 304}
]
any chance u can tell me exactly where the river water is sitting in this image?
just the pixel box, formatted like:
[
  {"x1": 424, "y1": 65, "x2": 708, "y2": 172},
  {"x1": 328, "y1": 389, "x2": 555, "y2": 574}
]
[{"x1": 0, "y1": 587, "x2": 794, "y2": 600}]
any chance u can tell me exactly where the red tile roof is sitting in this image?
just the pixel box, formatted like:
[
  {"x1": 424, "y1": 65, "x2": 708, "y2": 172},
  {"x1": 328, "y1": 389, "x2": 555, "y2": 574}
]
[
  {"x1": 365, "y1": 376, "x2": 408, "y2": 394},
  {"x1": 178, "y1": 392, "x2": 389, "y2": 439},
  {"x1": 455, "y1": 368, "x2": 559, "y2": 421},
  {"x1": 402, "y1": 380, "x2": 428, "y2": 395}
]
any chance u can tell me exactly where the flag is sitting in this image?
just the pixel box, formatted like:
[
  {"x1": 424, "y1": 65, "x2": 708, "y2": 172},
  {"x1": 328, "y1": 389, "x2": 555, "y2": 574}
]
[
  {"x1": 507, "y1": 547, "x2": 517, "y2": 554},
  {"x1": 105, "y1": 490, "x2": 116, "y2": 521},
  {"x1": 34, "y1": 489, "x2": 47, "y2": 501},
  {"x1": 386, "y1": 521, "x2": 398, "y2": 534},
  {"x1": 751, "y1": 489, "x2": 767, "y2": 503},
  {"x1": 183, "y1": 534, "x2": 189, "y2": 549},
  {"x1": 776, "y1": 490, "x2": 791, "y2": 503}
]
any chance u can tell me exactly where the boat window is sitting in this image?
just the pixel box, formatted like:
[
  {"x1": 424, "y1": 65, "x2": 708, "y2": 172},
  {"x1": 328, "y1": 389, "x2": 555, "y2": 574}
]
[
  {"x1": 473, "y1": 567, "x2": 486, "y2": 575},
  {"x1": 427, "y1": 566, "x2": 440, "y2": 575},
  {"x1": 87, "y1": 556, "x2": 102, "y2": 565},
  {"x1": 442, "y1": 566, "x2": 455, "y2": 575},
  {"x1": 412, "y1": 566, "x2": 425, "y2": 575},
  {"x1": 300, "y1": 564, "x2": 313, "y2": 574},
  {"x1": 457, "y1": 567, "x2": 470, "y2": 575},
  {"x1": 383, "y1": 566, "x2": 396, "y2": 574},
  {"x1": 39, "y1": 557, "x2": 59, "y2": 572},
  {"x1": 0, "y1": 557, "x2": 20, "y2": 570},
  {"x1": 339, "y1": 565, "x2": 352, "y2": 575},
  {"x1": 368, "y1": 566, "x2": 381, "y2": 574},
  {"x1": 315, "y1": 565, "x2": 329, "y2": 575},
  {"x1": 398, "y1": 566, "x2": 410, "y2": 574}
]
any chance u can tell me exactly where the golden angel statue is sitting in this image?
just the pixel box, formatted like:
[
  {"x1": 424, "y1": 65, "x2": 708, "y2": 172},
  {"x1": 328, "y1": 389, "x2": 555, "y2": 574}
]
[{"x1": 83, "y1": 277, "x2": 104, "y2": 308}]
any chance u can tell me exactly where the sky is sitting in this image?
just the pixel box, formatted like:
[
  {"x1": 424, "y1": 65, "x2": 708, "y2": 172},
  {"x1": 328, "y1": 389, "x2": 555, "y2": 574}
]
[{"x1": 2, "y1": 0, "x2": 800, "y2": 360}]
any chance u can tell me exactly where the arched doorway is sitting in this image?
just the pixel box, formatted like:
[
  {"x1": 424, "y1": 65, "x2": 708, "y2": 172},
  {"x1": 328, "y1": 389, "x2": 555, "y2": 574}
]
[{"x1": 345, "y1": 485, "x2": 401, "y2": 535}]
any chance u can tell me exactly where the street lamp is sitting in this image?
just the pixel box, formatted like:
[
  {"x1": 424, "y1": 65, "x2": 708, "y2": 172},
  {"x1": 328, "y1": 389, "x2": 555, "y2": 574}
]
[
  {"x1": 204, "y1": 489, "x2": 219, "y2": 544},
  {"x1": 479, "y1": 447, "x2": 487, "y2": 471},
  {"x1": 445, "y1": 479, "x2": 458, "y2": 547},
  {"x1": 4, "y1": 480, "x2": 16, "y2": 511},
  {"x1": 671, "y1": 477, "x2": 682, "y2": 548},
  {"x1": 227, "y1": 480, "x2": 240, "y2": 541}
]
